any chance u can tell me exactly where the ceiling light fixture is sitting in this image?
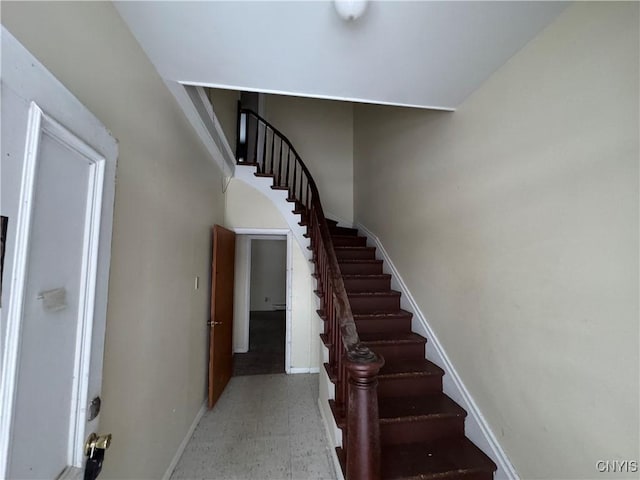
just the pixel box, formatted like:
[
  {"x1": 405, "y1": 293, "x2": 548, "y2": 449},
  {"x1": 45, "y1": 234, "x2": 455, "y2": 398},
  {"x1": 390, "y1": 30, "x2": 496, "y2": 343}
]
[{"x1": 334, "y1": 0, "x2": 368, "y2": 21}]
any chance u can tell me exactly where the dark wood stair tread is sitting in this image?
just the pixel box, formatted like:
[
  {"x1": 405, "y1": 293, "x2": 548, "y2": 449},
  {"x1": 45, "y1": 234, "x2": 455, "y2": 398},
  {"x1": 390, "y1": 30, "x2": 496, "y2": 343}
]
[
  {"x1": 329, "y1": 226, "x2": 359, "y2": 236},
  {"x1": 347, "y1": 290, "x2": 401, "y2": 298},
  {"x1": 331, "y1": 233, "x2": 363, "y2": 238},
  {"x1": 338, "y1": 259, "x2": 383, "y2": 264},
  {"x1": 381, "y1": 437, "x2": 497, "y2": 479},
  {"x1": 331, "y1": 234, "x2": 367, "y2": 242},
  {"x1": 360, "y1": 331, "x2": 425, "y2": 343},
  {"x1": 271, "y1": 185, "x2": 289, "y2": 190},
  {"x1": 334, "y1": 246, "x2": 376, "y2": 251},
  {"x1": 329, "y1": 393, "x2": 464, "y2": 429},
  {"x1": 359, "y1": 331, "x2": 426, "y2": 346},
  {"x1": 323, "y1": 359, "x2": 443, "y2": 385},
  {"x1": 324, "y1": 362, "x2": 337, "y2": 382},
  {"x1": 378, "y1": 394, "x2": 466, "y2": 422},
  {"x1": 353, "y1": 310, "x2": 412, "y2": 320},
  {"x1": 352, "y1": 310, "x2": 414, "y2": 334},
  {"x1": 348, "y1": 291, "x2": 402, "y2": 314},
  {"x1": 336, "y1": 438, "x2": 496, "y2": 480},
  {"x1": 334, "y1": 246, "x2": 376, "y2": 259},
  {"x1": 343, "y1": 273, "x2": 391, "y2": 279},
  {"x1": 254, "y1": 172, "x2": 273, "y2": 178},
  {"x1": 379, "y1": 359, "x2": 444, "y2": 379},
  {"x1": 318, "y1": 308, "x2": 409, "y2": 321}
]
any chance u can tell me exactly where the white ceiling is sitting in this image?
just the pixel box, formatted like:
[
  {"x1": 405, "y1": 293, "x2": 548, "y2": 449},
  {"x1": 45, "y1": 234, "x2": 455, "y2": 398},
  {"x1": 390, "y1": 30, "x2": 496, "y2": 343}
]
[{"x1": 115, "y1": 1, "x2": 568, "y2": 110}]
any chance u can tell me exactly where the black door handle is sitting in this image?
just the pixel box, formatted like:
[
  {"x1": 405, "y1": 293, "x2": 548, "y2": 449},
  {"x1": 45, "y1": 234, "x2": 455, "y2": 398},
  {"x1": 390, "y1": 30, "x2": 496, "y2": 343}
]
[
  {"x1": 84, "y1": 447, "x2": 105, "y2": 480},
  {"x1": 84, "y1": 433, "x2": 111, "y2": 480}
]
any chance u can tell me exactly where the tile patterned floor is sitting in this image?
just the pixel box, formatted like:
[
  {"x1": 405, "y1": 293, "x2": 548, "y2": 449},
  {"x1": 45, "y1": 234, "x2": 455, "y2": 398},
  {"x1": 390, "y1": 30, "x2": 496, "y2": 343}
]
[{"x1": 171, "y1": 374, "x2": 338, "y2": 480}]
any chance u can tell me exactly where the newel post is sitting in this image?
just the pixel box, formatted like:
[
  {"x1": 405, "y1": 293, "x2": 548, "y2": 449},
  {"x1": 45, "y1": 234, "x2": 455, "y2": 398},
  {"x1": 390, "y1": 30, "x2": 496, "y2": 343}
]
[{"x1": 345, "y1": 345, "x2": 384, "y2": 480}]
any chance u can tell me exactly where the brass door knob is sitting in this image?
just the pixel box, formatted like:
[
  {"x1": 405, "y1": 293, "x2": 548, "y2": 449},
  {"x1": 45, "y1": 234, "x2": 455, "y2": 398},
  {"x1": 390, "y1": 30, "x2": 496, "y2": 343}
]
[{"x1": 85, "y1": 432, "x2": 112, "y2": 456}]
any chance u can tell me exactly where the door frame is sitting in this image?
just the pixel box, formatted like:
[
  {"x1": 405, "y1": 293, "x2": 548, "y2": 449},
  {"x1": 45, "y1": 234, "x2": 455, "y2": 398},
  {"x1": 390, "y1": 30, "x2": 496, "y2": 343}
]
[
  {"x1": 0, "y1": 27, "x2": 117, "y2": 478},
  {"x1": 231, "y1": 228, "x2": 293, "y2": 374}
]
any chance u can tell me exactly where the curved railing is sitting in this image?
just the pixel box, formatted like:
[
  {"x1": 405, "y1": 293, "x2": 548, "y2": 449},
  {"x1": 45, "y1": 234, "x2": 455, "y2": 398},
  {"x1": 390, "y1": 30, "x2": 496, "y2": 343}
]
[{"x1": 236, "y1": 104, "x2": 384, "y2": 479}]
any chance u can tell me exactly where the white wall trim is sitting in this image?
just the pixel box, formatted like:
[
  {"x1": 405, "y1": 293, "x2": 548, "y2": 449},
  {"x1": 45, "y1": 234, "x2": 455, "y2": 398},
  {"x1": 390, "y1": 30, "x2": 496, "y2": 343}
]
[
  {"x1": 163, "y1": 80, "x2": 235, "y2": 177},
  {"x1": 181, "y1": 81, "x2": 456, "y2": 112},
  {"x1": 192, "y1": 85, "x2": 237, "y2": 172},
  {"x1": 355, "y1": 222, "x2": 519, "y2": 480},
  {"x1": 285, "y1": 232, "x2": 294, "y2": 374},
  {"x1": 39, "y1": 111, "x2": 108, "y2": 468},
  {"x1": 238, "y1": 234, "x2": 287, "y2": 354},
  {"x1": 162, "y1": 400, "x2": 207, "y2": 480},
  {"x1": 318, "y1": 397, "x2": 345, "y2": 480},
  {"x1": 234, "y1": 236, "x2": 250, "y2": 354},
  {"x1": 289, "y1": 367, "x2": 320, "y2": 374},
  {"x1": 0, "y1": 104, "x2": 42, "y2": 477}
]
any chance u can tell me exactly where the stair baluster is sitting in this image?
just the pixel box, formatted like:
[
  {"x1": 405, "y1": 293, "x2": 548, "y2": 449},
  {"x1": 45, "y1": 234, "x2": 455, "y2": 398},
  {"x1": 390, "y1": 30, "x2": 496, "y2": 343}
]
[
  {"x1": 277, "y1": 138, "x2": 284, "y2": 187},
  {"x1": 269, "y1": 128, "x2": 275, "y2": 175},
  {"x1": 252, "y1": 116, "x2": 259, "y2": 166},
  {"x1": 261, "y1": 124, "x2": 267, "y2": 173}
]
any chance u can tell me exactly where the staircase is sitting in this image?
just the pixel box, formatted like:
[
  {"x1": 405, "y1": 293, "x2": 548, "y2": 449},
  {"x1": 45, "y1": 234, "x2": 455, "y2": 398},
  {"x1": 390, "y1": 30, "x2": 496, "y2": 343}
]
[
  {"x1": 235, "y1": 104, "x2": 497, "y2": 480},
  {"x1": 321, "y1": 220, "x2": 497, "y2": 480}
]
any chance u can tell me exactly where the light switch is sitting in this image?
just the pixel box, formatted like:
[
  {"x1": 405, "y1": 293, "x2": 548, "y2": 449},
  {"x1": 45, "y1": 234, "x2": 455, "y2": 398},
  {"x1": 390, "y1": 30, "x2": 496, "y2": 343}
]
[{"x1": 194, "y1": 276, "x2": 200, "y2": 290}]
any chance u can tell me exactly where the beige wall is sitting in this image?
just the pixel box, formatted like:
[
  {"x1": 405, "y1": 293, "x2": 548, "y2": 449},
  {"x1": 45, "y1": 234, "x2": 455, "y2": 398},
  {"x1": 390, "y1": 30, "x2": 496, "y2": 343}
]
[
  {"x1": 225, "y1": 178, "x2": 319, "y2": 369},
  {"x1": 353, "y1": 3, "x2": 639, "y2": 479},
  {"x1": 207, "y1": 87, "x2": 240, "y2": 153},
  {"x1": 250, "y1": 239, "x2": 287, "y2": 311},
  {"x1": 265, "y1": 94, "x2": 354, "y2": 223},
  {"x1": 2, "y1": 2, "x2": 225, "y2": 478}
]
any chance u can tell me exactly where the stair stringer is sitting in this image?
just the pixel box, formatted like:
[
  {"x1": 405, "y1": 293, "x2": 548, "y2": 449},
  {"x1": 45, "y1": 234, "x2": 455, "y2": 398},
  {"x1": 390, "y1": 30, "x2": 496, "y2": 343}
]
[
  {"x1": 354, "y1": 221, "x2": 519, "y2": 480},
  {"x1": 235, "y1": 164, "x2": 312, "y2": 260},
  {"x1": 317, "y1": 293, "x2": 345, "y2": 480}
]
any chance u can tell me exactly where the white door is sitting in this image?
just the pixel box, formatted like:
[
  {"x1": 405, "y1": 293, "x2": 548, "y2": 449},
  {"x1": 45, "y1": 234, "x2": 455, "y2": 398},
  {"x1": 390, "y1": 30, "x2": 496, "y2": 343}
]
[{"x1": 0, "y1": 28, "x2": 117, "y2": 479}]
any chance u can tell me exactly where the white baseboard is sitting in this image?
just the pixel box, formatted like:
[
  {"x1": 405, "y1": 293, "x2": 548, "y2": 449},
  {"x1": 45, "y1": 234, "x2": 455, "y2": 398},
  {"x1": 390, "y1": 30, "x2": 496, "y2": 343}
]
[
  {"x1": 289, "y1": 367, "x2": 320, "y2": 374},
  {"x1": 317, "y1": 396, "x2": 345, "y2": 480},
  {"x1": 162, "y1": 400, "x2": 207, "y2": 480},
  {"x1": 355, "y1": 222, "x2": 519, "y2": 480}
]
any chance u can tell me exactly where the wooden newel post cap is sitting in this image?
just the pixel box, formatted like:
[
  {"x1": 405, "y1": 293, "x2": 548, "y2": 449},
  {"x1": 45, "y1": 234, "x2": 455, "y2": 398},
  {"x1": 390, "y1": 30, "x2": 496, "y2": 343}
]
[{"x1": 345, "y1": 343, "x2": 385, "y2": 378}]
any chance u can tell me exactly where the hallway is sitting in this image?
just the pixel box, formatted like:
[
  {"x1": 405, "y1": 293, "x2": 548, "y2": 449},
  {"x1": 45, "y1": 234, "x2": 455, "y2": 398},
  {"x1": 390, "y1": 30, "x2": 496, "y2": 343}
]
[
  {"x1": 233, "y1": 311, "x2": 286, "y2": 376},
  {"x1": 170, "y1": 374, "x2": 337, "y2": 480}
]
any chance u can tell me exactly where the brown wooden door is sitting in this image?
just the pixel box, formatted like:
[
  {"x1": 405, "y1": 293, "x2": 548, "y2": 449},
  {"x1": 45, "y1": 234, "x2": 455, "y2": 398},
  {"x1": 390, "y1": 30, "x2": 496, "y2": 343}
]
[{"x1": 208, "y1": 225, "x2": 236, "y2": 409}]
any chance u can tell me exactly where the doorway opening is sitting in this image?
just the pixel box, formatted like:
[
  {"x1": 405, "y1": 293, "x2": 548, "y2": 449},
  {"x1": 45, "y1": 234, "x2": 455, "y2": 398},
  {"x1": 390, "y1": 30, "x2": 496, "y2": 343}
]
[{"x1": 232, "y1": 234, "x2": 289, "y2": 376}]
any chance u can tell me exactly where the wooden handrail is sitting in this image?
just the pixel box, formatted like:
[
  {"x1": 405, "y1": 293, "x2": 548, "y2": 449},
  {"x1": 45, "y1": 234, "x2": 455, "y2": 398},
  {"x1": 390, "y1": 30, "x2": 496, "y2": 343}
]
[{"x1": 237, "y1": 104, "x2": 384, "y2": 479}]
